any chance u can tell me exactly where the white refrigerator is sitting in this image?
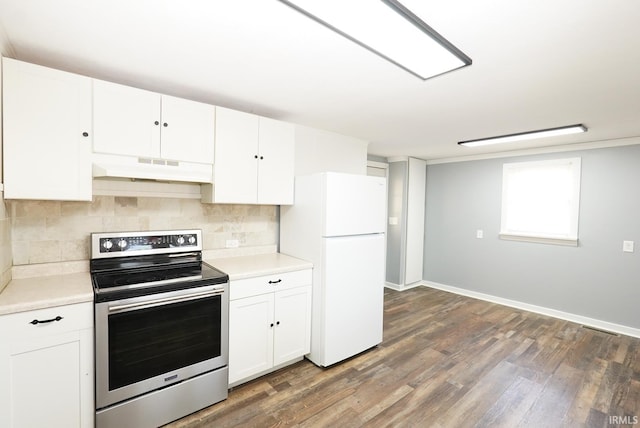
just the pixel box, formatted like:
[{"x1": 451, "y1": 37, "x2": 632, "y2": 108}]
[{"x1": 280, "y1": 172, "x2": 387, "y2": 367}]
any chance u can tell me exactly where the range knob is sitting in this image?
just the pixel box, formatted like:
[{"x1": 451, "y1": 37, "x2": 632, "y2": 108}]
[
  {"x1": 176, "y1": 236, "x2": 185, "y2": 245},
  {"x1": 188, "y1": 235, "x2": 196, "y2": 245},
  {"x1": 102, "y1": 239, "x2": 113, "y2": 250},
  {"x1": 118, "y1": 239, "x2": 128, "y2": 249}
]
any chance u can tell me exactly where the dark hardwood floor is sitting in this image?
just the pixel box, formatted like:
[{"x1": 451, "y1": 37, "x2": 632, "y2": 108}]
[{"x1": 167, "y1": 287, "x2": 640, "y2": 428}]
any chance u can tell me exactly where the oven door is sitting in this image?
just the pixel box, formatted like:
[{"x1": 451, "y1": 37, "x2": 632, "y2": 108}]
[{"x1": 95, "y1": 282, "x2": 228, "y2": 409}]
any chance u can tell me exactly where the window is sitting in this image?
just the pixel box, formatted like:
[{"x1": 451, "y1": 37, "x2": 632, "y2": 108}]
[{"x1": 500, "y1": 157, "x2": 581, "y2": 246}]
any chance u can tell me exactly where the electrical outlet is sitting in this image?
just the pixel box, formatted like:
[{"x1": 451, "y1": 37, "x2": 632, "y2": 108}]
[
  {"x1": 476, "y1": 229, "x2": 484, "y2": 239},
  {"x1": 623, "y1": 241, "x2": 634, "y2": 253},
  {"x1": 226, "y1": 239, "x2": 239, "y2": 248}
]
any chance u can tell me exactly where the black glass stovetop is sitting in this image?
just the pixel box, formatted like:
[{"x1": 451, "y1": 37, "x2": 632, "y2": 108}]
[{"x1": 91, "y1": 253, "x2": 228, "y2": 302}]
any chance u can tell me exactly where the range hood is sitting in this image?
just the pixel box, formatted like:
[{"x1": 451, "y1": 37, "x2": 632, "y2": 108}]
[{"x1": 92, "y1": 153, "x2": 213, "y2": 183}]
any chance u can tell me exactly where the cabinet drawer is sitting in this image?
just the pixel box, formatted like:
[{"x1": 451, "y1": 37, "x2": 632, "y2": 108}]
[
  {"x1": 0, "y1": 302, "x2": 93, "y2": 341},
  {"x1": 230, "y1": 269, "x2": 312, "y2": 300}
]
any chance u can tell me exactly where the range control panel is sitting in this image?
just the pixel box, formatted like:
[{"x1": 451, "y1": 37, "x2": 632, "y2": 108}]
[{"x1": 91, "y1": 230, "x2": 202, "y2": 258}]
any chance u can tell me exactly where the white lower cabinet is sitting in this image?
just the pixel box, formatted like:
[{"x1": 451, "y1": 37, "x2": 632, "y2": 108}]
[
  {"x1": 272, "y1": 287, "x2": 313, "y2": 365},
  {"x1": 0, "y1": 302, "x2": 94, "y2": 428},
  {"x1": 228, "y1": 270, "x2": 311, "y2": 385}
]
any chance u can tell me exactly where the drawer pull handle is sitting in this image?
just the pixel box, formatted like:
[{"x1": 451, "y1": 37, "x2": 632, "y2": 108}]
[
  {"x1": 268, "y1": 279, "x2": 282, "y2": 284},
  {"x1": 29, "y1": 316, "x2": 63, "y2": 325}
]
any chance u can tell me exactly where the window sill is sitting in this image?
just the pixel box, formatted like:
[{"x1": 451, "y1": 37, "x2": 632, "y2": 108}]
[{"x1": 499, "y1": 233, "x2": 578, "y2": 247}]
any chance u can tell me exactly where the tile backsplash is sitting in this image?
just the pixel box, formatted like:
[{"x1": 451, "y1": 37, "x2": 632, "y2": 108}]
[
  {"x1": 9, "y1": 196, "x2": 278, "y2": 266},
  {"x1": 1, "y1": 195, "x2": 11, "y2": 289}
]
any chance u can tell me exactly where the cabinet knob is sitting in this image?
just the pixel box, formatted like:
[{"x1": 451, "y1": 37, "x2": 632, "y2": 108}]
[
  {"x1": 154, "y1": 121, "x2": 160, "y2": 126},
  {"x1": 260, "y1": 156, "x2": 264, "y2": 160},
  {"x1": 276, "y1": 321, "x2": 280, "y2": 326},
  {"x1": 254, "y1": 155, "x2": 258, "y2": 159},
  {"x1": 82, "y1": 132, "x2": 89, "y2": 137},
  {"x1": 163, "y1": 122, "x2": 168, "y2": 127},
  {"x1": 270, "y1": 323, "x2": 274, "y2": 328}
]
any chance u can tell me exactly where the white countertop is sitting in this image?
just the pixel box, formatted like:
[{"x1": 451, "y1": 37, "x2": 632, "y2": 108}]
[
  {"x1": 207, "y1": 253, "x2": 312, "y2": 280},
  {"x1": 0, "y1": 272, "x2": 94, "y2": 316},
  {"x1": 0, "y1": 253, "x2": 311, "y2": 316}
]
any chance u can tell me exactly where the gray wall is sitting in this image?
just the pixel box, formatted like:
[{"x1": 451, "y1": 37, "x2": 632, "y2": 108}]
[{"x1": 424, "y1": 144, "x2": 640, "y2": 329}]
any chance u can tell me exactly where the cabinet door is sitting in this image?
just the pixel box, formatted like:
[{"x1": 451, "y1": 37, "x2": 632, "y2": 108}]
[
  {"x1": 273, "y1": 286, "x2": 312, "y2": 366},
  {"x1": 160, "y1": 95, "x2": 215, "y2": 163},
  {"x1": 213, "y1": 107, "x2": 259, "y2": 203},
  {"x1": 2, "y1": 58, "x2": 92, "y2": 201},
  {"x1": 228, "y1": 294, "x2": 274, "y2": 384},
  {"x1": 257, "y1": 117, "x2": 295, "y2": 205},
  {"x1": 93, "y1": 79, "x2": 161, "y2": 158},
  {"x1": 5, "y1": 333, "x2": 82, "y2": 427}
]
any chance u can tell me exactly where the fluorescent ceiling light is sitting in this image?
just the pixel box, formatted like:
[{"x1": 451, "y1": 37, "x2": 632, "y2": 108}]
[
  {"x1": 458, "y1": 124, "x2": 588, "y2": 148},
  {"x1": 278, "y1": 0, "x2": 472, "y2": 80}
]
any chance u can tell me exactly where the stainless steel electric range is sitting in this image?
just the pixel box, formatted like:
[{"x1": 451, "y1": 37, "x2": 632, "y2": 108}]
[{"x1": 90, "y1": 229, "x2": 229, "y2": 428}]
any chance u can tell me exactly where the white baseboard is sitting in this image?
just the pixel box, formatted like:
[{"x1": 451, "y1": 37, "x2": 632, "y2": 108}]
[
  {"x1": 420, "y1": 280, "x2": 640, "y2": 339},
  {"x1": 385, "y1": 281, "x2": 423, "y2": 292},
  {"x1": 228, "y1": 356, "x2": 303, "y2": 388}
]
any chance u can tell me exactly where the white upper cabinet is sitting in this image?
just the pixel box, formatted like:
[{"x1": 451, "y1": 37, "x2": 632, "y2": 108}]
[
  {"x1": 2, "y1": 58, "x2": 92, "y2": 201},
  {"x1": 257, "y1": 117, "x2": 295, "y2": 205},
  {"x1": 160, "y1": 95, "x2": 215, "y2": 163},
  {"x1": 205, "y1": 107, "x2": 294, "y2": 205},
  {"x1": 92, "y1": 79, "x2": 215, "y2": 164},
  {"x1": 210, "y1": 106, "x2": 259, "y2": 203},
  {"x1": 93, "y1": 80, "x2": 161, "y2": 158}
]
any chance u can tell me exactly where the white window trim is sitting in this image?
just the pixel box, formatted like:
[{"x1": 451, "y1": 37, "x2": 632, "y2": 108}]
[
  {"x1": 499, "y1": 233, "x2": 579, "y2": 247},
  {"x1": 500, "y1": 157, "x2": 581, "y2": 246}
]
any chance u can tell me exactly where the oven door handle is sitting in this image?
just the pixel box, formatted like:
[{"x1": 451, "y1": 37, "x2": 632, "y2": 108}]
[{"x1": 108, "y1": 288, "x2": 225, "y2": 313}]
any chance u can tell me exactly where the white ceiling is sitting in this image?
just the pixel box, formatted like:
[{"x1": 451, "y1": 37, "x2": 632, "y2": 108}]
[{"x1": 1, "y1": 0, "x2": 639, "y2": 160}]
